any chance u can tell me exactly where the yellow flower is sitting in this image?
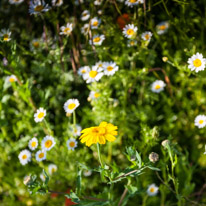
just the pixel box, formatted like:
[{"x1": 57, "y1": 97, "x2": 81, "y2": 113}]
[{"x1": 80, "y1": 122, "x2": 118, "y2": 147}]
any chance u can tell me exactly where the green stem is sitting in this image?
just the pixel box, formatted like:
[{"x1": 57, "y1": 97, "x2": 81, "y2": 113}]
[
  {"x1": 97, "y1": 143, "x2": 103, "y2": 168},
  {"x1": 43, "y1": 119, "x2": 52, "y2": 136},
  {"x1": 73, "y1": 111, "x2": 76, "y2": 126}
]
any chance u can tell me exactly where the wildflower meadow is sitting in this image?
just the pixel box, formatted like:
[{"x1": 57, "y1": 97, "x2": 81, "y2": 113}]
[{"x1": 1, "y1": 0, "x2": 206, "y2": 205}]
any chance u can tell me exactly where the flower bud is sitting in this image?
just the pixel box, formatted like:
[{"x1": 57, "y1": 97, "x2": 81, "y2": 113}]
[{"x1": 149, "y1": 152, "x2": 159, "y2": 163}]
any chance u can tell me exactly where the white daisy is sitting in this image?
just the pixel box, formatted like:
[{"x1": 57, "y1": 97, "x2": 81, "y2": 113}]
[
  {"x1": 187, "y1": 53, "x2": 206, "y2": 73},
  {"x1": 89, "y1": 34, "x2": 105, "y2": 46},
  {"x1": 28, "y1": 137, "x2": 38, "y2": 151},
  {"x1": 78, "y1": 66, "x2": 90, "y2": 79},
  {"x1": 60, "y1": 23, "x2": 73, "y2": 36},
  {"x1": 48, "y1": 164, "x2": 58, "y2": 175},
  {"x1": 41, "y1": 136, "x2": 56, "y2": 151},
  {"x1": 88, "y1": 91, "x2": 100, "y2": 101},
  {"x1": 94, "y1": 0, "x2": 103, "y2": 5},
  {"x1": 67, "y1": 138, "x2": 78, "y2": 151},
  {"x1": 40, "y1": 173, "x2": 46, "y2": 182},
  {"x1": 0, "y1": 29, "x2": 11, "y2": 42},
  {"x1": 95, "y1": 61, "x2": 104, "y2": 70},
  {"x1": 151, "y1": 80, "x2": 166, "y2": 93},
  {"x1": 71, "y1": 125, "x2": 82, "y2": 136},
  {"x1": 141, "y1": 31, "x2": 152, "y2": 42},
  {"x1": 36, "y1": 150, "x2": 46, "y2": 162},
  {"x1": 34, "y1": 108, "x2": 46, "y2": 123},
  {"x1": 156, "y1": 21, "x2": 169, "y2": 35},
  {"x1": 5, "y1": 75, "x2": 17, "y2": 83},
  {"x1": 52, "y1": 0, "x2": 63, "y2": 7},
  {"x1": 147, "y1": 184, "x2": 159, "y2": 196},
  {"x1": 127, "y1": 40, "x2": 137, "y2": 47},
  {"x1": 123, "y1": 24, "x2": 138, "y2": 39},
  {"x1": 103, "y1": 61, "x2": 119, "y2": 76},
  {"x1": 91, "y1": 17, "x2": 101, "y2": 29},
  {"x1": 30, "y1": 38, "x2": 41, "y2": 50},
  {"x1": 9, "y1": 0, "x2": 24, "y2": 4},
  {"x1": 18, "y1": 149, "x2": 32, "y2": 165},
  {"x1": 194, "y1": 115, "x2": 206, "y2": 128},
  {"x1": 81, "y1": 10, "x2": 90, "y2": 21},
  {"x1": 29, "y1": 0, "x2": 50, "y2": 15},
  {"x1": 63, "y1": 99, "x2": 80, "y2": 113},
  {"x1": 83, "y1": 65, "x2": 104, "y2": 83},
  {"x1": 125, "y1": 0, "x2": 144, "y2": 7},
  {"x1": 81, "y1": 24, "x2": 90, "y2": 35}
]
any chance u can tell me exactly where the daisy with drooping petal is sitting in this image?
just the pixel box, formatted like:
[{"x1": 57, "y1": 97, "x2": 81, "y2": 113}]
[
  {"x1": 156, "y1": 21, "x2": 169, "y2": 35},
  {"x1": 123, "y1": 24, "x2": 138, "y2": 39},
  {"x1": 52, "y1": 0, "x2": 63, "y2": 7},
  {"x1": 125, "y1": 0, "x2": 144, "y2": 7},
  {"x1": 41, "y1": 136, "x2": 56, "y2": 151},
  {"x1": 64, "y1": 99, "x2": 80, "y2": 113},
  {"x1": 147, "y1": 184, "x2": 159, "y2": 196},
  {"x1": 81, "y1": 24, "x2": 90, "y2": 35},
  {"x1": 83, "y1": 65, "x2": 104, "y2": 83},
  {"x1": 71, "y1": 125, "x2": 82, "y2": 136},
  {"x1": 194, "y1": 115, "x2": 206, "y2": 128},
  {"x1": 80, "y1": 122, "x2": 118, "y2": 147},
  {"x1": 88, "y1": 91, "x2": 100, "y2": 101},
  {"x1": 0, "y1": 29, "x2": 11, "y2": 42},
  {"x1": 18, "y1": 149, "x2": 32, "y2": 165},
  {"x1": 36, "y1": 150, "x2": 46, "y2": 162},
  {"x1": 29, "y1": 0, "x2": 50, "y2": 15},
  {"x1": 91, "y1": 17, "x2": 101, "y2": 29},
  {"x1": 90, "y1": 34, "x2": 105, "y2": 46},
  {"x1": 187, "y1": 52, "x2": 206, "y2": 73},
  {"x1": 9, "y1": 0, "x2": 24, "y2": 5},
  {"x1": 81, "y1": 10, "x2": 90, "y2": 21},
  {"x1": 151, "y1": 80, "x2": 166, "y2": 93},
  {"x1": 67, "y1": 138, "x2": 78, "y2": 151},
  {"x1": 103, "y1": 61, "x2": 119, "y2": 76},
  {"x1": 141, "y1": 31, "x2": 152, "y2": 42},
  {"x1": 48, "y1": 164, "x2": 58, "y2": 175},
  {"x1": 5, "y1": 75, "x2": 17, "y2": 83},
  {"x1": 28, "y1": 137, "x2": 38, "y2": 151},
  {"x1": 60, "y1": 23, "x2": 73, "y2": 36},
  {"x1": 78, "y1": 66, "x2": 90, "y2": 78},
  {"x1": 34, "y1": 108, "x2": 46, "y2": 123}
]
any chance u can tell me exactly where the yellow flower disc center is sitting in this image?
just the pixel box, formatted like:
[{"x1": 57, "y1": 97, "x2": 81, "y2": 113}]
[
  {"x1": 193, "y1": 59, "x2": 202, "y2": 67},
  {"x1": 68, "y1": 103, "x2": 76, "y2": 110},
  {"x1": 93, "y1": 21, "x2": 98, "y2": 27},
  {"x1": 34, "y1": 5, "x2": 44, "y2": 12},
  {"x1": 145, "y1": 34, "x2": 150, "y2": 40},
  {"x1": 92, "y1": 127, "x2": 106, "y2": 135},
  {"x1": 150, "y1": 188, "x2": 155, "y2": 193},
  {"x1": 89, "y1": 71, "x2": 98, "y2": 78},
  {"x1": 107, "y1": 66, "x2": 113, "y2": 71},
  {"x1": 127, "y1": 29, "x2": 134, "y2": 36},
  {"x1": 69, "y1": 142, "x2": 75, "y2": 147},
  {"x1": 81, "y1": 69, "x2": 86, "y2": 73},
  {"x1": 39, "y1": 153, "x2": 44, "y2": 158},
  {"x1": 45, "y1": 140, "x2": 52, "y2": 148},
  {"x1": 93, "y1": 37, "x2": 100, "y2": 43},
  {"x1": 199, "y1": 120, "x2": 204, "y2": 124},
  {"x1": 52, "y1": 168, "x2": 56, "y2": 173},
  {"x1": 9, "y1": 78, "x2": 15, "y2": 83},
  {"x1": 33, "y1": 42, "x2": 39, "y2": 48},
  {"x1": 159, "y1": 25, "x2": 166, "y2": 30},
  {"x1": 22, "y1": 155, "x2": 27, "y2": 159},
  {"x1": 155, "y1": 85, "x2": 161, "y2": 90},
  {"x1": 129, "y1": 0, "x2": 137, "y2": 2},
  {"x1": 31, "y1": 141, "x2": 36, "y2": 147},
  {"x1": 64, "y1": 28, "x2": 70, "y2": 33},
  {"x1": 3, "y1": 34, "x2": 9, "y2": 41},
  {"x1": 94, "y1": 93, "x2": 100, "y2": 98},
  {"x1": 37, "y1": 112, "x2": 44, "y2": 119}
]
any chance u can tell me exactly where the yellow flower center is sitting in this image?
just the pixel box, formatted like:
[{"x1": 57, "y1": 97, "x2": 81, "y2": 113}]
[
  {"x1": 199, "y1": 120, "x2": 204, "y2": 124},
  {"x1": 64, "y1": 27, "x2": 71, "y2": 33},
  {"x1": 9, "y1": 78, "x2": 15, "y2": 83},
  {"x1": 150, "y1": 187, "x2": 155, "y2": 193},
  {"x1": 69, "y1": 141, "x2": 75, "y2": 147},
  {"x1": 3, "y1": 34, "x2": 9, "y2": 41},
  {"x1": 81, "y1": 69, "x2": 86, "y2": 73},
  {"x1": 159, "y1": 25, "x2": 166, "y2": 30},
  {"x1": 92, "y1": 127, "x2": 106, "y2": 135},
  {"x1": 193, "y1": 59, "x2": 202, "y2": 67},
  {"x1": 45, "y1": 140, "x2": 52, "y2": 148},
  {"x1": 155, "y1": 85, "x2": 161, "y2": 90},
  {"x1": 39, "y1": 152, "x2": 44, "y2": 158},
  {"x1": 98, "y1": 64, "x2": 103, "y2": 68},
  {"x1": 130, "y1": 41, "x2": 134, "y2": 45},
  {"x1": 31, "y1": 141, "x2": 36, "y2": 147},
  {"x1": 34, "y1": 5, "x2": 44, "y2": 12},
  {"x1": 129, "y1": 0, "x2": 137, "y2": 2},
  {"x1": 92, "y1": 21, "x2": 98, "y2": 27},
  {"x1": 33, "y1": 41, "x2": 39, "y2": 48},
  {"x1": 89, "y1": 70, "x2": 98, "y2": 78},
  {"x1": 93, "y1": 37, "x2": 100, "y2": 43},
  {"x1": 52, "y1": 168, "x2": 56, "y2": 173},
  {"x1": 127, "y1": 29, "x2": 134, "y2": 36},
  {"x1": 145, "y1": 34, "x2": 150, "y2": 40},
  {"x1": 68, "y1": 103, "x2": 76, "y2": 110},
  {"x1": 94, "y1": 93, "x2": 100, "y2": 98},
  {"x1": 22, "y1": 154, "x2": 27, "y2": 160},
  {"x1": 37, "y1": 112, "x2": 44, "y2": 119},
  {"x1": 107, "y1": 66, "x2": 113, "y2": 71}
]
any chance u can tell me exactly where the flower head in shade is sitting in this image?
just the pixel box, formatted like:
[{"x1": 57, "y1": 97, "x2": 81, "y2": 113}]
[
  {"x1": 48, "y1": 164, "x2": 58, "y2": 175},
  {"x1": 83, "y1": 65, "x2": 104, "y2": 83},
  {"x1": 9, "y1": 0, "x2": 24, "y2": 4},
  {"x1": 41, "y1": 136, "x2": 56, "y2": 151},
  {"x1": 94, "y1": 0, "x2": 103, "y2": 5},
  {"x1": 0, "y1": 29, "x2": 11, "y2": 42},
  {"x1": 125, "y1": 0, "x2": 144, "y2": 7},
  {"x1": 88, "y1": 91, "x2": 100, "y2": 101},
  {"x1": 34, "y1": 108, "x2": 46, "y2": 123},
  {"x1": 81, "y1": 24, "x2": 90, "y2": 35},
  {"x1": 67, "y1": 138, "x2": 78, "y2": 151},
  {"x1": 78, "y1": 66, "x2": 90, "y2": 78},
  {"x1": 5, "y1": 75, "x2": 17, "y2": 83},
  {"x1": 91, "y1": 17, "x2": 101, "y2": 29},
  {"x1": 127, "y1": 40, "x2": 137, "y2": 47},
  {"x1": 156, "y1": 21, "x2": 169, "y2": 35},
  {"x1": 28, "y1": 137, "x2": 38, "y2": 151},
  {"x1": 187, "y1": 53, "x2": 206, "y2": 73},
  {"x1": 123, "y1": 24, "x2": 138, "y2": 39},
  {"x1": 80, "y1": 122, "x2": 118, "y2": 147},
  {"x1": 60, "y1": 23, "x2": 73, "y2": 36},
  {"x1": 52, "y1": 0, "x2": 63, "y2": 7},
  {"x1": 90, "y1": 34, "x2": 105, "y2": 46},
  {"x1": 147, "y1": 184, "x2": 159, "y2": 196},
  {"x1": 149, "y1": 152, "x2": 159, "y2": 163},
  {"x1": 36, "y1": 150, "x2": 46, "y2": 162},
  {"x1": 18, "y1": 149, "x2": 32, "y2": 165},
  {"x1": 29, "y1": 0, "x2": 50, "y2": 15},
  {"x1": 64, "y1": 99, "x2": 80, "y2": 113},
  {"x1": 194, "y1": 115, "x2": 206, "y2": 128},
  {"x1": 103, "y1": 61, "x2": 119, "y2": 76},
  {"x1": 151, "y1": 80, "x2": 166, "y2": 93},
  {"x1": 141, "y1": 31, "x2": 152, "y2": 42},
  {"x1": 30, "y1": 38, "x2": 42, "y2": 50},
  {"x1": 81, "y1": 10, "x2": 90, "y2": 21}
]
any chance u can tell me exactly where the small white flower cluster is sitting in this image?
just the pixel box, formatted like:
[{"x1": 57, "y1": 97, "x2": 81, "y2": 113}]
[
  {"x1": 78, "y1": 61, "x2": 119, "y2": 84},
  {"x1": 194, "y1": 115, "x2": 206, "y2": 129}
]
